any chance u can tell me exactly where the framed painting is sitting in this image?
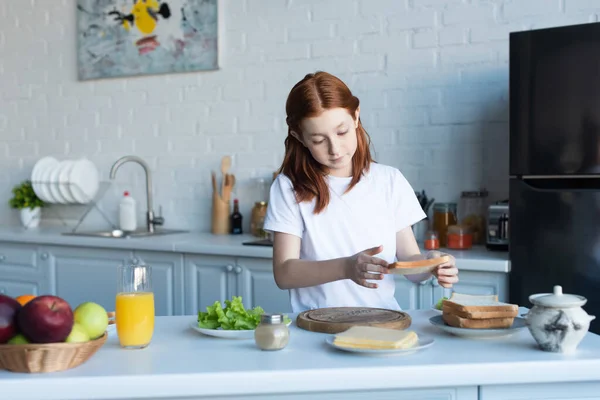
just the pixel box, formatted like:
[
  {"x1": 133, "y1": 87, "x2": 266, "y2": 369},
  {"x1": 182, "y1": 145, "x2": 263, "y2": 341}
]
[{"x1": 76, "y1": 0, "x2": 218, "y2": 80}]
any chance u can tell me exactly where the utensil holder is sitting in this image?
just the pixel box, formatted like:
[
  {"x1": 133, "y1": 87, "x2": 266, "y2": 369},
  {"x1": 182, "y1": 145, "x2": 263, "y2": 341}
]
[{"x1": 211, "y1": 193, "x2": 230, "y2": 235}]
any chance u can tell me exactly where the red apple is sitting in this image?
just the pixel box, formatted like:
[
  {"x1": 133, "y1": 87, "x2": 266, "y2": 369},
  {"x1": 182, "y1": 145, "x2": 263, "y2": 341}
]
[
  {"x1": 18, "y1": 295, "x2": 74, "y2": 343},
  {"x1": 0, "y1": 294, "x2": 21, "y2": 343}
]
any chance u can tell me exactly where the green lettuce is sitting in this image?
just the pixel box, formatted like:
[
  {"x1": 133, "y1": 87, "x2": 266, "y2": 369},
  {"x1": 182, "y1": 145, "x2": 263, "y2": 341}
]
[
  {"x1": 197, "y1": 296, "x2": 290, "y2": 330},
  {"x1": 435, "y1": 296, "x2": 449, "y2": 310}
]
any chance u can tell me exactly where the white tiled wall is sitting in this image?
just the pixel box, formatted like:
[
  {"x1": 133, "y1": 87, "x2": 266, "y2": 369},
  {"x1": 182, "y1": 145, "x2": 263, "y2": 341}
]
[{"x1": 1, "y1": 0, "x2": 599, "y2": 231}]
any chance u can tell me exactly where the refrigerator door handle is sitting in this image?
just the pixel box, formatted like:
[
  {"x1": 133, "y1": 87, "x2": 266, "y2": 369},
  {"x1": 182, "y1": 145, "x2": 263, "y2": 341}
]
[{"x1": 515, "y1": 175, "x2": 600, "y2": 192}]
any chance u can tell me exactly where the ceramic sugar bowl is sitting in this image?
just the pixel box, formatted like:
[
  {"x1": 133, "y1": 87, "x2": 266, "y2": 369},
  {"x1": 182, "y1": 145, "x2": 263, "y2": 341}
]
[{"x1": 526, "y1": 285, "x2": 596, "y2": 353}]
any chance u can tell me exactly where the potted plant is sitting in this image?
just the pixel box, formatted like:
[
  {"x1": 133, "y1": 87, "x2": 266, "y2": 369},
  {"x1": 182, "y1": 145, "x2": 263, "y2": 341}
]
[{"x1": 9, "y1": 180, "x2": 45, "y2": 228}]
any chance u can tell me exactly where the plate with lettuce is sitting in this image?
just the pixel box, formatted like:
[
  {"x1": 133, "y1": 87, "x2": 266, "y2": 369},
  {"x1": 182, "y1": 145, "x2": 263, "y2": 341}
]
[
  {"x1": 431, "y1": 296, "x2": 448, "y2": 314},
  {"x1": 191, "y1": 296, "x2": 292, "y2": 339}
]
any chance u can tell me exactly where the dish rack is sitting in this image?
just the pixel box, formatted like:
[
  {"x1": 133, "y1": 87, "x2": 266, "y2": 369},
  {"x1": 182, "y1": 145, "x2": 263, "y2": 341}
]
[{"x1": 29, "y1": 179, "x2": 117, "y2": 233}]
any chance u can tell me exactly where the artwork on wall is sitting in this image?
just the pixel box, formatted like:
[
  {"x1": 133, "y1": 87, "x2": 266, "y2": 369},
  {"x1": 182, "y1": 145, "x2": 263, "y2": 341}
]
[{"x1": 76, "y1": 0, "x2": 218, "y2": 80}]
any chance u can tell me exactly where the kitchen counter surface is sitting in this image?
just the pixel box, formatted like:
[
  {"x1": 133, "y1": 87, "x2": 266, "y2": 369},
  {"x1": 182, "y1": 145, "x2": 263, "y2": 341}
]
[
  {"x1": 2, "y1": 309, "x2": 600, "y2": 400},
  {"x1": 0, "y1": 226, "x2": 510, "y2": 272}
]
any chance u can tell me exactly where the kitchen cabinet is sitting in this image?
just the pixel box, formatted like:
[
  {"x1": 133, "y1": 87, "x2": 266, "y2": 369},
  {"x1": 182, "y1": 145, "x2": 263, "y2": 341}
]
[
  {"x1": 184, "y1": 254, "x2": 239, "y2": 315},
  {"x1": 0, "y1": 242, "x2": 52, "y2": 297},
  {"x1": 236, "y1": 257, "x2": 292, "y2": 314},
  {"x1": 479, "y1": 382, "x2": 600, "y2": 400},
  {"x1": 212, "y1": 386, "x2": 478, "y2": 399},
  {"x1": 38, "y1": 246, "x2": 183, "y2": 317}
]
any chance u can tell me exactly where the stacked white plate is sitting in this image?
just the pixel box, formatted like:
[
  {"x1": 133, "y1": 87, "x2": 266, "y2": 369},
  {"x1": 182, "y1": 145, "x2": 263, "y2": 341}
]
[{"x1": 31, "y1": 157, "x2": 99, "y2": 204}]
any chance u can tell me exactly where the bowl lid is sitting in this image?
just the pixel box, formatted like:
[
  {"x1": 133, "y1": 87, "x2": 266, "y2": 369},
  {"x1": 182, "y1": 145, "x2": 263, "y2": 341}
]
[{"x1": 529, "y1": 285, "x2": 587, "y2": 308}]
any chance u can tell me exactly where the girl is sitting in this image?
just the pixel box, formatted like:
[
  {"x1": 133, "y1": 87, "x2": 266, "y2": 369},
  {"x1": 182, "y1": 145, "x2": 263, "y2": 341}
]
[{"x1": 263, "y1": 71, "x2": 459, "y2": 313}]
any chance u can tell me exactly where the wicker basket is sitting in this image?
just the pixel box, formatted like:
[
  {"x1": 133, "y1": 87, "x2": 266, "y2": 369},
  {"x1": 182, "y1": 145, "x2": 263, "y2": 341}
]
[{"x1": 0, "y1": 332, "x2": 108, "y2": 373}]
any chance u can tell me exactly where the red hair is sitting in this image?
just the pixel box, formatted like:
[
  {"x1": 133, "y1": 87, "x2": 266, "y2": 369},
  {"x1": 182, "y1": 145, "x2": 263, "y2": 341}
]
[{"x1": 277, "y1": 71, "x2": 374, "y2": 214}]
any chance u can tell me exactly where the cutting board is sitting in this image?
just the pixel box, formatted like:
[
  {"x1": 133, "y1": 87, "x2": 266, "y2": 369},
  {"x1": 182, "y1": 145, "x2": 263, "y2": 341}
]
[{"x1": 296, "y1": 307, "x2": 412, "y2": 334}]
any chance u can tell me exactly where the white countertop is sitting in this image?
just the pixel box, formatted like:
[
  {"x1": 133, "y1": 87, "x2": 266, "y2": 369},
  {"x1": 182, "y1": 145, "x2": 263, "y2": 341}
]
[
  {"x1": 2, "y1": 309, "x2": 600, "y2": 400},
  {"x1": 0, "y1": 226, "x2": 510, "y2": 272}
]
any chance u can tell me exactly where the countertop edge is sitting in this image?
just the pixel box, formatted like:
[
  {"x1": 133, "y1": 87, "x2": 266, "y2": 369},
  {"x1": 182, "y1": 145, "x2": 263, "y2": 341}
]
[
  {"x1": 0, "y1": 228, "x2": 510, "y2": 273},
  {"x1": 3, "y1": 361, "x2": 599, "y2": 400}
]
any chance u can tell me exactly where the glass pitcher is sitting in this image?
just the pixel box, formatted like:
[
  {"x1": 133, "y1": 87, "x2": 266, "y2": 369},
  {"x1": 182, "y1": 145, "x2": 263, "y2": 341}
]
[{"x1": 115, "y1": 260, "x2": 155, "y2": 349}]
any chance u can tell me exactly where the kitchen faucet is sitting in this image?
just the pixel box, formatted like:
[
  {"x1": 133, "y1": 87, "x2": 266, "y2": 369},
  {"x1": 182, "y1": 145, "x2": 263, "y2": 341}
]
[{"x1": 109, "y1": 155, "x2": 164, "y2": 233}]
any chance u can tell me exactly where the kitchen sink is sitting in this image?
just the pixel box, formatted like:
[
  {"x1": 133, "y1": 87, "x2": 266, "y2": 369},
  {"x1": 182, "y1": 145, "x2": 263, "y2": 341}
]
[{"x1": 62, "y1": 228, "x2": 189, "y2": 239}]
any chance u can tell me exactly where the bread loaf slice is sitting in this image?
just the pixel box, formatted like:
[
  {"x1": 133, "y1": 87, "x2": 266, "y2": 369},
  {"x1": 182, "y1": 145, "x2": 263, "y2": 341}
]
[
  {"x1": 442, "y1": 303, "x2": 519, "y2": 319},
  {"x1": 442, "y1": 312, "x2": 514, "y2": 329},
  {"x1": 443, "y1": 292, "x2": 518, "y2": 313},
  {"x1": 388, "y1": 255, "x2": 450, "y2": 270}
]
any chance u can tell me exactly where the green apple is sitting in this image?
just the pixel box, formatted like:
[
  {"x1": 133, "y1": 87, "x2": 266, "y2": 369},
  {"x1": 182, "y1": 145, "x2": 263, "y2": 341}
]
[
  {"x1": 65, "y1": 322, "x2": 90, "y2": 343},
  {"x1": 73, "y1": 302, "x2": 108, "y2": 340},
  {"x1": 8, "y1": 333, "x2": 30, "y2": 344}
]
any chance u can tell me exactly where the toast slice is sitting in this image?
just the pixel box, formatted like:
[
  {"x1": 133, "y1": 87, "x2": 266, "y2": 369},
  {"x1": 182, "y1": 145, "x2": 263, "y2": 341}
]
[
  {"x1": 442, "y1": 312, "x2": 514, "y2": 329},
  {"x1": 388, "y1": 255, "x2": 450, "y2": 270},
  {"x1": 442, "y1": 303, "x2": 518, "y2": 320},
  {"x1": 443, "y1": 292, "x2": 518, "y2": 313}
]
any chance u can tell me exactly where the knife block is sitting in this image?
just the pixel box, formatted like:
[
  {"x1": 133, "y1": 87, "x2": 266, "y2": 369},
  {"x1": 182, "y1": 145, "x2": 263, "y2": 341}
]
[{"x1": 211, "y1": 193, "x2": 230, "y2": 235}]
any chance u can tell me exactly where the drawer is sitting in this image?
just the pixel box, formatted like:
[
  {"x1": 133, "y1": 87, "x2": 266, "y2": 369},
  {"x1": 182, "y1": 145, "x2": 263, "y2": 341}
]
[{"x1": 0, "y1": 243, "x2": 40, "y2": 273}]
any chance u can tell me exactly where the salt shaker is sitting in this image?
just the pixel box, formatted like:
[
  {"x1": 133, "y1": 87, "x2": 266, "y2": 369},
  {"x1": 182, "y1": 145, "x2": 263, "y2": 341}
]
[{"x1": 254, "y1": 314, "x2": 289, "y2": 351}]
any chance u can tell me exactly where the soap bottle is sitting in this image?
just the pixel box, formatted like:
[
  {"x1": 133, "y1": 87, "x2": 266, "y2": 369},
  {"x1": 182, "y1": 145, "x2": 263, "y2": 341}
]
[
  {"x1": 230, "y1": 198, "x2": 243, "y2": 234},
  {"x1": 119, "y1": 191, "x2": 137, "y2": 232}
]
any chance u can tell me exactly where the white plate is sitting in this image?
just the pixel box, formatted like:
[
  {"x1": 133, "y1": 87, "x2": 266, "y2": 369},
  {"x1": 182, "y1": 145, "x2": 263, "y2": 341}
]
[
  {"x1": 389, "y1": 265, "x2": 436, "y2": 275},
  {"x1": 48, "y1": 161, "x2": 68, "y2": 204},
  {"x1": 325, "y1": 334, "x2": 435, "y2": 356},
  {"x1": 190, "y1": 320, "x2": 292, "y2": 340},
  {"x1": 429, "y1": 315, "x2": 527, "y2": 339},
  {"x1": 430, "y1": 307, "x2": 442, "y2": 314},
  {"x1": 69, "y1": 158, "x2": 99, "y2": 204},
  {"x1": 38, "y1": 166, "x2": 56, "y2": 203},
  {"x1": 31, "y1": 157, "x2": 58, "y2": 202},
  {"x1": 58, "y1": 160, "x2": 77, "y2": 203}
]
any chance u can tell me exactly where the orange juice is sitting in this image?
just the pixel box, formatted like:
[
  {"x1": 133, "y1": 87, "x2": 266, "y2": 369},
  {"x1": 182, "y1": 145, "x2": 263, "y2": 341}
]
[{"x1": 115, "y1": 291, "x2": 155, "y2": 348}]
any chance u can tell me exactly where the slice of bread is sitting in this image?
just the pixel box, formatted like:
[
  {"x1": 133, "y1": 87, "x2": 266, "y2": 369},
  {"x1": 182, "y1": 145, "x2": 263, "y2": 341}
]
[
  {"x1": 388, "y1": 255, "x2": 450, "y2": 270},
  {"x1": 442, "y1": 312, "x2": 514, "y2": 329},
  {"x1": 443, "y1": 292, "x2": 518, "y2": 313},
  {"x1": 442, "y1": 303, "x2": 518, "y2": 319}
]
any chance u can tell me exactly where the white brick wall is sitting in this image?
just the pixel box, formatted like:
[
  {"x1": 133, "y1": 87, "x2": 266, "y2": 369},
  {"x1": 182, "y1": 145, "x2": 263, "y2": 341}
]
[{"x1": 1, "y1": 0, "x2": 599, "y2": 232}]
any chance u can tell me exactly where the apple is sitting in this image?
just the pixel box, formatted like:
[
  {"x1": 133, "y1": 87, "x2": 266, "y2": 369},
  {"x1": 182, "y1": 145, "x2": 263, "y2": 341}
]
[
  {"x1": 7, "y1": 333, "x2": 29, "y2": 344},
  {"x1": 0, "y1": 294, "x2": 22, "y2": 344},
  {"x1": 73, "y1": 302, "x2": 108, "y2": 340},
  {"x1": 18, "y1": 295, "x2": 74, "y2": 344},
  {"x1": 65, "y1": 322, "x2": 90, "y2": 343}
]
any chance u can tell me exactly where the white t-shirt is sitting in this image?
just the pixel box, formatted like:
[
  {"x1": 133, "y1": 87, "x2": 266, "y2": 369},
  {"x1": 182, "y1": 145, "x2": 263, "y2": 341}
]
[{"x1": 263, "y1": 162, "x2": 426, "y2": 313}]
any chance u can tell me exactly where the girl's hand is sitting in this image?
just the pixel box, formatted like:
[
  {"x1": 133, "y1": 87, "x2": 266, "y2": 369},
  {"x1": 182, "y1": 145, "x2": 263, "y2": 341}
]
[
  {"x1": 427, "y1": 250, "x2": 459, "y2": 288},
  {"x1": 345, "y1": 245, "x2": 389, "y2": 289}
]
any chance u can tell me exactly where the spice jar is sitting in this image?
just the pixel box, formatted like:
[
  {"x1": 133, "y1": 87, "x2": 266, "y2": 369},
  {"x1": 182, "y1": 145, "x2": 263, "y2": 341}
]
[
  {"x1": 458, "y1": 189, "x2": 488, "y2": 245},
  {"x1": 424, "y1": 230, "x2": 440, "y2": 250},
  {"x1": 447, "y1": 224, "x2": 473, "y2": 250},
  {"x1": 433, "y1": 203, "x2": 457, "y2": 247},
  {"x1": 254, "y1": 314, "x2": 290, "y2": 351},
  {"x1": 250, "y1": 201, "x2": 268, "y2": 238}
]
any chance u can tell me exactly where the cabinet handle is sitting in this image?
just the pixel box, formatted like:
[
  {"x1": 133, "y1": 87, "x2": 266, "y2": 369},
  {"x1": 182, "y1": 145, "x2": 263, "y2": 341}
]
[
  {"x1": 132, "y1": 258, "x2": 139, "y2": 265},
  {"x1": 0, "y1": 254, "x2": 5, "y2": 262},
  {"x1": 40, "y1": 253, "x2": 48, "y2": 260},
  {"x1": 431, "y1": 278, "x2": 439, "y2": 287},
  {"x1": 420, "y1": 278, "x2": 430, "y2": 286},
  {"x1": 226, "y1": 265, "x2": 233, "y2": 272},
  {"x1": 234, "y1": 266, "x2": 242, "y2": 274}
]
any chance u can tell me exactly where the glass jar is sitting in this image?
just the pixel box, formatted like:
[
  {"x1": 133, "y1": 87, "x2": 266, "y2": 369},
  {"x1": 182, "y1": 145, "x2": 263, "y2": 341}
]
[
  {"x1": 433, "y1": 203, "x2": 457, "y2": 247},
  {"x1": 447, "y1": 224, "x2": 473, "y2": 250},
  {"x1": 250, "y1": 201, "x2": 268, "y2": 238},
  {"x1": 254, "y1": 314, "x2": 289, "y2": 351},
  {"x1": 424, "y1": 230, "x2": 440, "y2": 250},
  {"x1": 458, "y1": 189, "x2": 488, "y2": 245}
]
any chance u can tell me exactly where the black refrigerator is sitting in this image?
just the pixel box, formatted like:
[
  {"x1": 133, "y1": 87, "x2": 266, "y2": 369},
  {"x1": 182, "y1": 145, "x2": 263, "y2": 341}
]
[{"x1": 509, "y1": 22, "x2": 600, "y2": 334}]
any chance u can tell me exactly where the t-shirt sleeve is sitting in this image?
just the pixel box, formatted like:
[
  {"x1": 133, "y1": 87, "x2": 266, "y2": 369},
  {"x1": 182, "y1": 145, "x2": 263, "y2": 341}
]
[
  {"x1": 263, "y1": 175, "x2": 305, "y2": 239},
  {"x1": 393, "y1": 169, "x2": 427, "y2": 232}
]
